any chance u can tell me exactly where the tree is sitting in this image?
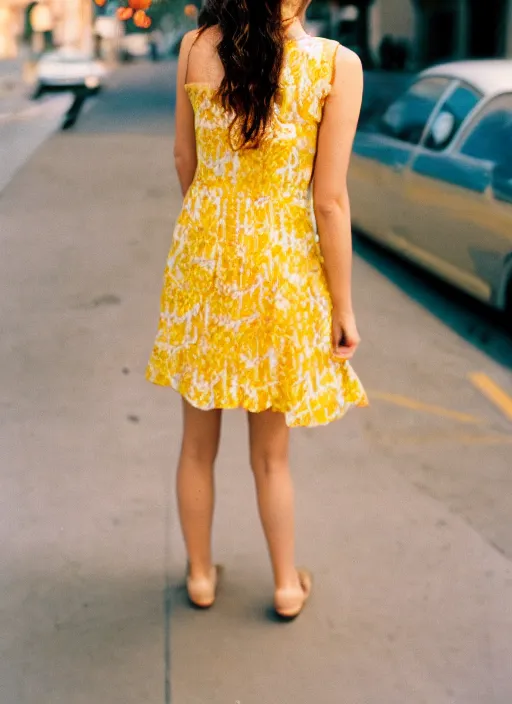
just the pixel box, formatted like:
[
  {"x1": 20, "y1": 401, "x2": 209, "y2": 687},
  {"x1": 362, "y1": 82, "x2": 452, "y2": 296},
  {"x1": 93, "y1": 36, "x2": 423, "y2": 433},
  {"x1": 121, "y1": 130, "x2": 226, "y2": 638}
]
[{"x1": 111, "y1": 0, "x2": 201, "y2": 32}]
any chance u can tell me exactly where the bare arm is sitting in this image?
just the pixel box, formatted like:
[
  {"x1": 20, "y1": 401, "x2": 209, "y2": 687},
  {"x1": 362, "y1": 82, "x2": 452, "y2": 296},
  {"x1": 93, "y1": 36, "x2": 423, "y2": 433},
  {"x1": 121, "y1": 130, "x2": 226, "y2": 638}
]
[
  {"x1": 313, "y1": 47, "x2": 363, "y2": 359},
  {"x1": 174, "y1": 31, "x2": 199, "y2": 196}
]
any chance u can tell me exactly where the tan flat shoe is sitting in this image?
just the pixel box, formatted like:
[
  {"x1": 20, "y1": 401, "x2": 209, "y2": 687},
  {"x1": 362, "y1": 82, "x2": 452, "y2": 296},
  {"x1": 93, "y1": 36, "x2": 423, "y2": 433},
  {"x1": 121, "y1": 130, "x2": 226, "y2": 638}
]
[
  {"x1": 186, "y1": 564, "x2": 222, "y2": 609},
  {"x1": 274, "y1": 568, "x2": 312, "y2": 620}
]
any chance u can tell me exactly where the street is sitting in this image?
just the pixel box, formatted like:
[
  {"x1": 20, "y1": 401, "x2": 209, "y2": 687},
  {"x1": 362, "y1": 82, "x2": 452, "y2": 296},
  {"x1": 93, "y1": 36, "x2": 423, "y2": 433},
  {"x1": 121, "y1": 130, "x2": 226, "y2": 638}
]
[{"x1": 1, "y1": 61, "x2": 512, "y2": 704}]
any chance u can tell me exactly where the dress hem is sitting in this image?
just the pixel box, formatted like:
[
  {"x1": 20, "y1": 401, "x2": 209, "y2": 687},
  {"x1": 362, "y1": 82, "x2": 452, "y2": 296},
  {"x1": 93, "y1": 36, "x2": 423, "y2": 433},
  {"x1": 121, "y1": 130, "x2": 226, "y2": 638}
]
[{"x1": 146, "y1": 372, "x2": 369, "y2": 429}]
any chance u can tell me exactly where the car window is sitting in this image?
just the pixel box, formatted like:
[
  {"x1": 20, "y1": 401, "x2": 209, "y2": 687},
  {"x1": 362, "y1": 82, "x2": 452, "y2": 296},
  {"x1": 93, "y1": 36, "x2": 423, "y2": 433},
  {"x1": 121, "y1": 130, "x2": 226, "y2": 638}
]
[
  {"x1": 459, "y1": 95, "x2": 512, "y2": 167},
  {"x1": 423, "y1": 84, "x2": 481, "y2": 151},
  {"x1": 374, "y1": 77, "x2": 451, "y2": 144}
]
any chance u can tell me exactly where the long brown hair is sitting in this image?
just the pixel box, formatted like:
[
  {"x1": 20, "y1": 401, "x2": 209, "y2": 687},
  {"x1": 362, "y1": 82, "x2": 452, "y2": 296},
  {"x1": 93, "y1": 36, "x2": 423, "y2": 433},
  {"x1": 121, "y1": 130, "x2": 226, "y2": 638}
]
[{"x1": 198, "y1": 0, "x2": 304, "y2": 149}]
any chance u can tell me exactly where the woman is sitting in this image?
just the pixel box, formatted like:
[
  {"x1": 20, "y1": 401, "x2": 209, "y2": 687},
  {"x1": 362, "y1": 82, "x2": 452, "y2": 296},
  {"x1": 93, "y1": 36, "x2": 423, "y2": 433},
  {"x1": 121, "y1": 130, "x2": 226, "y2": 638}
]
[{"x1": 146, "y1": 0, "x2": 368, "y2": 619}]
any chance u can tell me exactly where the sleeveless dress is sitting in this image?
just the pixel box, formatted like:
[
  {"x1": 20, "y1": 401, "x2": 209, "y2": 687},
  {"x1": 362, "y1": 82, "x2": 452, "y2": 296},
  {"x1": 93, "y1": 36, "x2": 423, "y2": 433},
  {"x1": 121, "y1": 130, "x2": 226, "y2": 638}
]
[{"x1": 146, "y1": 36, "x2": 368, "y2": 427}]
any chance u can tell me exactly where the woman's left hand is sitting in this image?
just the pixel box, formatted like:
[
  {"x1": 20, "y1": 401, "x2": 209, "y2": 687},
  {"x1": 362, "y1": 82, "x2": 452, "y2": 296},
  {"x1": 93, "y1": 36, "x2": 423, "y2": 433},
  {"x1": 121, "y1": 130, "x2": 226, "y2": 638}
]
[{"x1": 332, "y1": 310, "x2": 360, "y2": 360}]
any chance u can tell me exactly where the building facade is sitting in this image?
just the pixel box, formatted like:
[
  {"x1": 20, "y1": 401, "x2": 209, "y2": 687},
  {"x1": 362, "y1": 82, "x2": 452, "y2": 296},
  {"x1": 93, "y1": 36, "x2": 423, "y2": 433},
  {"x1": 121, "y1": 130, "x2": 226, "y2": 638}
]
[
  {"x1": 412, "y1": 0, "x2": 512, "y2": 65},
  {"x1": 310, "y1": 0, "x2": 512, "y2": 68},
  {"x1": 0, "y1": 0, "x2": 93, "y2": 59},
  {"x1": 0, "y1": 0, "x2": 26, "y2": 58}
]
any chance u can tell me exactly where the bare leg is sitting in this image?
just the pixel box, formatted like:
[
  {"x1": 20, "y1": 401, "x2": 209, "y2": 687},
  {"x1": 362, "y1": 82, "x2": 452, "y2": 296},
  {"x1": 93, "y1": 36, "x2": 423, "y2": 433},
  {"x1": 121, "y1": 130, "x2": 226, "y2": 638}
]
[
  {"x1": 248, "y1": 409, "x2": 302, "y2": 593},
  {"x1": 176, "y1": 399, "x2": 222, "y2": 581}
]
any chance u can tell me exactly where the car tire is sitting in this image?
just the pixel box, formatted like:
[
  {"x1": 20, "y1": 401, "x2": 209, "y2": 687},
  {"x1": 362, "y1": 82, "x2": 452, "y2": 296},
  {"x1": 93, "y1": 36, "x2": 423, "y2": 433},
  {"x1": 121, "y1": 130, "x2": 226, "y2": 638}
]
[
  {"x1": 32, "y1": 83, "x2": 45, "y2": 100},
  {"x1": 505, "y1": 277, "x2": 512, "y2": 334}
]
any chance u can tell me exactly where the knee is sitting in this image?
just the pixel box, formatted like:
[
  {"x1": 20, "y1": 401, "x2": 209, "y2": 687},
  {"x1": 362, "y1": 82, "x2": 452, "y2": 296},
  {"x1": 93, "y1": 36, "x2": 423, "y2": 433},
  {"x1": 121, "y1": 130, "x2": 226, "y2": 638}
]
[
  {"x1": 181, "y1": 437, "x2": 218, "y2": 467},
  {"x1": 250, "y1": 449, "x2": 288, "y2": 479}
]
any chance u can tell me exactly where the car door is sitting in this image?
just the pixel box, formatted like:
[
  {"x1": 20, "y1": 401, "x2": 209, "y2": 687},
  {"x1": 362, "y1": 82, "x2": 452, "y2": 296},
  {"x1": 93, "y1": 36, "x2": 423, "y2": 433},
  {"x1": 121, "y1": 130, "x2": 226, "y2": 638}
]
[
  {"x1": 403, "y1": 92, "x2": 512, "y2": 304},
  {"x1": 349, "y1": 76, "x2": 452, "y2": 245}
]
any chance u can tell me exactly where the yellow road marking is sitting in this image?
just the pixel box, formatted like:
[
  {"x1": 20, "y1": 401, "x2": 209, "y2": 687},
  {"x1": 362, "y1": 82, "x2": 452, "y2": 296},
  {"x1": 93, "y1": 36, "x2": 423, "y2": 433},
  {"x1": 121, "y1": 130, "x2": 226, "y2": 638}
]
[
  {"x1": 469, "y1": 372, "x2": 512, "y2": 424},
  {"x1": 369, "y1": 391, "x2": 484, "y2": 425}
]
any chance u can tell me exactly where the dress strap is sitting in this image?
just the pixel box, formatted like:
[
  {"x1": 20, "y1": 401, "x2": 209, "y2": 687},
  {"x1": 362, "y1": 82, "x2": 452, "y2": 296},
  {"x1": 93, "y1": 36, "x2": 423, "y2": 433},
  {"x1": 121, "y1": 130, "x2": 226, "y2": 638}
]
[
  {"x1": 183, "y1": 31, "x2": 200, "y2": 85},
  {"x1": 322, "y1": 38, "x2": 340, "y2": 89}
]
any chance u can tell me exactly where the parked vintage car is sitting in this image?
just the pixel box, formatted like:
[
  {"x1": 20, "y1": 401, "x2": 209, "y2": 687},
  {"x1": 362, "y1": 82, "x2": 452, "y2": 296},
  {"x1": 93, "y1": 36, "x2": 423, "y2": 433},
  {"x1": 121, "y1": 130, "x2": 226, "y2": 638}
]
[
  {"x1": 36, "y1": 48, "x2": 107, "y2": 95},
  {"x1": 350, "y1": 60, "x2": 512, "y2": 319}
]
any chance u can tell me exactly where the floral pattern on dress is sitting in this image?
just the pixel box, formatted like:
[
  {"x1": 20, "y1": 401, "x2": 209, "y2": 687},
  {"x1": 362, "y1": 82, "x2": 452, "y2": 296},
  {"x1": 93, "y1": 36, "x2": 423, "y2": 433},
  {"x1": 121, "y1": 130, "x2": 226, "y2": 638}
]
[{"x1": 146, "y1": 36, "x2": 368, "y2": 427}]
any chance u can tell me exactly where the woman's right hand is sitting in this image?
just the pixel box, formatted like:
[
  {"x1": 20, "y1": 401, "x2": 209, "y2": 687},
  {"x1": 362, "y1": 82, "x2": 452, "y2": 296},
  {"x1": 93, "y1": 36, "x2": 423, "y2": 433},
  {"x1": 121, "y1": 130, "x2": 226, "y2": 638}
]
[{"x1": 332, "y1": 310, "x2": 360, "y2": 360}]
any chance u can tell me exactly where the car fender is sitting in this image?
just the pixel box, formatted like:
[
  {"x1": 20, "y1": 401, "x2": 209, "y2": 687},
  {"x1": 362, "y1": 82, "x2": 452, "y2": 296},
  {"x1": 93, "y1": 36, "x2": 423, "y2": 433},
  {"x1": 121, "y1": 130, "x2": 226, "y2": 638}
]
[{"x1": 496, "y1": 252, "x2": 512, "y2": 310}]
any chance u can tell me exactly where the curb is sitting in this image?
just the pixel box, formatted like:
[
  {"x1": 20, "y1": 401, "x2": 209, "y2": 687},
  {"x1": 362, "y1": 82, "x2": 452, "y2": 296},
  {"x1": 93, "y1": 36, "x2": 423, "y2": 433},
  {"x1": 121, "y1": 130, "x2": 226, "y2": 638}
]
[{"x1": 0, "y1": 93, "x2": 73, "y2": 123}]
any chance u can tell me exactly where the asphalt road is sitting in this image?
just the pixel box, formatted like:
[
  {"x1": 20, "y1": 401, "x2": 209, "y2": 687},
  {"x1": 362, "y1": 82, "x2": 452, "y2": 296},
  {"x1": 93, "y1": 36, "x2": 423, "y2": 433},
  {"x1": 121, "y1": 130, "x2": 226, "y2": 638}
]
[{"x1": 1, "y1": 62, "x2": 511, "y2": 704}]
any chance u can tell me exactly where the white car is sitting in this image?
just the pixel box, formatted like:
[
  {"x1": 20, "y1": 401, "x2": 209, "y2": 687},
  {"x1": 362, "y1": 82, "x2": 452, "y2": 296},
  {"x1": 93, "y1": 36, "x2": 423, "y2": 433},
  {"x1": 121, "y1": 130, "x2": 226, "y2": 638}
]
[
  {"x1": 350, "y1": 60, "x2": 512, "y2": 320},
  {"x1": 36, "y1": 48, "x2": 107, "y2": 94}
]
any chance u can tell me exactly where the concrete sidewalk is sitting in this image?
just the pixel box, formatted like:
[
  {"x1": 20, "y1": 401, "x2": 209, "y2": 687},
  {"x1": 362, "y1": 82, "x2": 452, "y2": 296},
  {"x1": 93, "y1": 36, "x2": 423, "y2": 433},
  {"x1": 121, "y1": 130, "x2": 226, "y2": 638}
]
[
  {"x1": 0, "y1": 57, "x2": 73, "y2": 194},
  {"x1": 0, "y1": 76, "x2": 511, "y2": 704},
  {"x1": 0, "y1": 91, "x2": 72, "y2": 193}
]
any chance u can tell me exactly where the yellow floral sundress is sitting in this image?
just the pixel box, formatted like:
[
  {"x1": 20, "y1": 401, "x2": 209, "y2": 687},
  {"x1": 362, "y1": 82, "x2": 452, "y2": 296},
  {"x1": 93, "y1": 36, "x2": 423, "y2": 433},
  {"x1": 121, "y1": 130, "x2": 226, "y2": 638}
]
[{"x1": 146, "y1": 36, "x2": 368, "y2": 427}]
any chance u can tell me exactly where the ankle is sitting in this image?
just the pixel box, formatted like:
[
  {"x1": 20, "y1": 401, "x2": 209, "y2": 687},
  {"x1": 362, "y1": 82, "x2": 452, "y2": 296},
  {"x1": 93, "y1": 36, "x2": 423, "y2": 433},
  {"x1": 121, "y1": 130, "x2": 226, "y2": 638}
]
[
  {"x1": 274, "y1": 568, "x2": 301, "y2": 593},
  {"x1": 187, "y1": 561, "x2": 214, "y2": 582}
]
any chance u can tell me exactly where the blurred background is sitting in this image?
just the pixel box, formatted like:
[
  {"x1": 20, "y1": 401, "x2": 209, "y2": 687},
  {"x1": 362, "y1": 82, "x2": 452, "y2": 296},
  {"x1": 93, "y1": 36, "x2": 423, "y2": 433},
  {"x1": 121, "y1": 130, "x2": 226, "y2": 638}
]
[
  {"x1": 2, "y1": 0, "x2": 512, "y2": 67},
  {"x1": 1, "y1": 2, "x2": 512, "y2": 704}
]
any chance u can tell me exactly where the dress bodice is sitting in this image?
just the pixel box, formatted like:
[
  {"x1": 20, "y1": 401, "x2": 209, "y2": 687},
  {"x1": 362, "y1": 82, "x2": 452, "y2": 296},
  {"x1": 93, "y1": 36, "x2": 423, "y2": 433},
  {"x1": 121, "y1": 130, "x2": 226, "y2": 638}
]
[{"x1": 185, "y1": 36, "x2": 339, "y2": 201}]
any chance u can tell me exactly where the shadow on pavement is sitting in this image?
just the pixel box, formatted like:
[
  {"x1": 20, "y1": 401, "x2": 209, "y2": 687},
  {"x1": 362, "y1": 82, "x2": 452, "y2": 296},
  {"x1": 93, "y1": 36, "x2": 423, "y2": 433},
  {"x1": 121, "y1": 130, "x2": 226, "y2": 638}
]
[
  {"x1": 30, "y1": 86, "x2": 95, "y2": 130},
  {"x1": 353, "y1": 232, "x2": 512, "y2": 370},
  {"x1": 60, "y1": 89, "x2": 92, "y2": 130}
]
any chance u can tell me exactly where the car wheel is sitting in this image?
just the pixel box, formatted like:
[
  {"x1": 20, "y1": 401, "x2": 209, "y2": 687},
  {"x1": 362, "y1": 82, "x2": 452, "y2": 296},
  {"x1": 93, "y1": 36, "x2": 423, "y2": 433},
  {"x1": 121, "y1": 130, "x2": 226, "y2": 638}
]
[
  {"x1": 505, "y1": 276, "x2": 512, "y2": 334},
  {"x1": 32, "y1": 83, "x2": 45, "y2": 100}
]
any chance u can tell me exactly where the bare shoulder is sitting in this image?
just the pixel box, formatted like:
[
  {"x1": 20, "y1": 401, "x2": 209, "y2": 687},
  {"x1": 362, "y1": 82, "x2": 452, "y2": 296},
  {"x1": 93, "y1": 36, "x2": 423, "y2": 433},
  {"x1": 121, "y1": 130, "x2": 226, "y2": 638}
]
[
  {"x1": 181, "y1": 26, "x2": 221, "y2": 56},
  {"x1": 334, "y1": 45, "x2": 363, "y2": 76},
  {"x1": 181, "y1": 26, "x2": 223, "y2": 84},
  {"x1": 331, "y1": 45, "x2": 363, "y2": 97},
  {"x1": 180, "y1": 29, "x2": 200, "y2": 54}
]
